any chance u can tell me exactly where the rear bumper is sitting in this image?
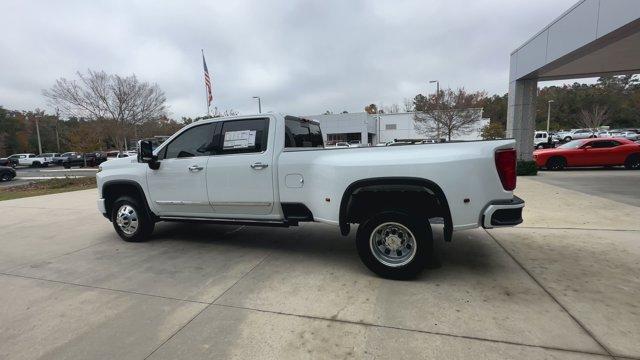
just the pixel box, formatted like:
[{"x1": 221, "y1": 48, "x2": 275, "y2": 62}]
[{"x1": 482, "y1": 196, "x2": 524, "y2": 228}]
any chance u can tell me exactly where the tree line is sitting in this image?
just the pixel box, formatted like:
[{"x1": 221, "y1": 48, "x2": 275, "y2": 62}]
[
  {"x1": 2, "y1": 70, "x2": 638, "y2": 156},
  {"x1": 0, "y1": 70, "x2": 236, "y2": 156},
  {"x1": 482, "y1": 75, "x2": 640, "y2": 132}
]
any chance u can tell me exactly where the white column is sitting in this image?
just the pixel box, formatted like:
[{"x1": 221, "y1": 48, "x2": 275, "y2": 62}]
[{"x1": 507, "y1": 78, "x2": 537, "y2": 161}]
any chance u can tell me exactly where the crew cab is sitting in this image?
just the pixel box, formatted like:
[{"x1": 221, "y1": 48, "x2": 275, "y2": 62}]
[
  {"x1": 96, "y1": 114, "x2": 524, "y2": 279},
  {"x1": 10, "y1": 153, "x2": 51, "y2": 167}
]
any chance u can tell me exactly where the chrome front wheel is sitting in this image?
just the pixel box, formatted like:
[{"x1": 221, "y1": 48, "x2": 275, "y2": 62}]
[{"x1": 115, "y1": 205, "x2": 139, "y2": 235}]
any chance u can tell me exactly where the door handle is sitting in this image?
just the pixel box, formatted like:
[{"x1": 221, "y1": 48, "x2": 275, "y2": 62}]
[
  {"x1": 250, "y1": 162, "x2": 269, "y2": 170},
  {"x1": 188, "y1": 165, "x2": 204, "y2": 172}
]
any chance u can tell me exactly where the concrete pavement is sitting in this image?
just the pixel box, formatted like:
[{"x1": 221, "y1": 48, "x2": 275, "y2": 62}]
[
  {"x1": 532, "y1": 169, "x2": 640, "y2": 208},
  {"x1": 0, "y1": 177, "x2": 638, "y2": 359}
]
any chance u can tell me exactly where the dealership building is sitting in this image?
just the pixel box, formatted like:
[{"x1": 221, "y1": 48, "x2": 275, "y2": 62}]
[
  {"x1": 508, "y1": 0, "x2": 640, "y2": 160},
  {"x1": 306, "y1": 110, "x2": 489, "y2": 145}
]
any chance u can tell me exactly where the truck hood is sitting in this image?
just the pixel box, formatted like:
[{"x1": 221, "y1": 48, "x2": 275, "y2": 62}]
[{"x1": 101, "y1": 157, "x2": 139, "y2": 169}]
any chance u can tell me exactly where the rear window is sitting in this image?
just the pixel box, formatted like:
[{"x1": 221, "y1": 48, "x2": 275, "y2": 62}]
[{"x1": 285, "y1": 116, "x2": 324, "y2": 148}]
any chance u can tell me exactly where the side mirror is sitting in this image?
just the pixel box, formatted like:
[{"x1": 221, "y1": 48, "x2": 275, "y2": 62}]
[{"x1": 137, "y1": 140, "x2": 160, "y2": 169}]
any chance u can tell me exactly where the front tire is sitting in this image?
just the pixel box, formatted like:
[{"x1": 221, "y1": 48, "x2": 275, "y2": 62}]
[
  {"x1": 624, "y1": 154, "x2": 640, "y2": 170},
  {"x1": 1, "y1": 173, "x2": 13, "y2": 181},
  {"x1": 563, "y1": 136, "x2": 572, "y2": 143},
  {"x1": 546, "y1": 156, "x2": 566, "y2": 171},
  {"x1": 356, "y1": 211, "x2": 432, "y2": 280},
  {"x1": 111, "y1": 196, "x2": 154, "y2": 242}
]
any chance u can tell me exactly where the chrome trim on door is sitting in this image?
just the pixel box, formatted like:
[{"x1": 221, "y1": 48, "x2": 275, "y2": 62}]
[
  {"x1": 155, "y1": 200, "x2": 210, "y2": 206},
  {"x1": 211, "y1": 202, "x2": 272, "y2": 207},
  {"x1": 188, "y1": 165, "x2": 204, "y2": 172}
]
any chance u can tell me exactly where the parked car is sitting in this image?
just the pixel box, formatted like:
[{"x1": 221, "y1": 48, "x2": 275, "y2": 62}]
[
  {"x1": 533, "y1": 131, "x2": 555, "y2": 149},
  {"x1": 54, "y1": 152, "x2": 79, "y2": 165},
  {"x1": 559, "y1": 129, "x2": 597, "y2": 142},
  {"x1": 62, "y1": 152, "x2": 107, "y2": 168},
  {"x1": 334, "y1": 142, "x2": 351, "y2": 148},
  {"x1": 0, "y1": 157, "x2": 17, "y2": 168},
  {"x1": 39, "y1": 152, "x2": 60, "y2": 160},
  {"x1": 96, "y1": 114, "x2": 525, "y2": 279},
  {"x1": 533, "y1": 138, "x2": 640, "y2": 170},
  {"x1": 10, "y1": 153, "x2": 51, "y2": 167},
  {"x1": 0, "y1": 166, "x2": 16, "y2": 181},
  {"x1": 610, "y1": 131, "x2": 639, "y2": 141}
]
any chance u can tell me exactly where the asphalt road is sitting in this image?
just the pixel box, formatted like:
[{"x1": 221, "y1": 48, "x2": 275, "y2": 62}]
[
  {"x1": 0, "y1": 165, "x2": 98, "y2": 188},
  {"x1": 534, "y1": 168, "x2": 640, "y2": 207}
]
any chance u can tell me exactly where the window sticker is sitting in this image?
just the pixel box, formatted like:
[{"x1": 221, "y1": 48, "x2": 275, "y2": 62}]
[{"x1": 223, "y1": 130, "x2": 257, "y2": 149}]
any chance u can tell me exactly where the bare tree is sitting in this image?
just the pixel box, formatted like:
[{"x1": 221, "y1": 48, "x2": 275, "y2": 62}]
[
  {"x1": 579, "y1": 105, "x2": 608, "y2": 130},
  {"x1": 413, "y1": 88, "x2": 486, "y2": 141},
  {"x1": 43, "y1": 69, "x2": 167, "y2": 150},
  {"x1": 403, "y1": 98, "x2": 413, "y2": 112},
  {"x1": 383, "y1": 103, "x2": 401, "y2": 114}
]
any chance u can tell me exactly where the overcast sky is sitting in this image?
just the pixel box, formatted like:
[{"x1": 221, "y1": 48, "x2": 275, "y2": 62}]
[{"x1": 1, "y1": 0, "x2": 581, "y2": 118}]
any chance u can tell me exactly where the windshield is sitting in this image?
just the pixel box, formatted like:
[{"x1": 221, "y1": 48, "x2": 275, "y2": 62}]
[{"x1": 558, "y1": 140, "x2": 585, "y2": 149}]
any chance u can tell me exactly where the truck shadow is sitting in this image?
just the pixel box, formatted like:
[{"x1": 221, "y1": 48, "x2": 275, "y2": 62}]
[{"x1": 150, "y1": 222, "x2": 503, "y2": 278}]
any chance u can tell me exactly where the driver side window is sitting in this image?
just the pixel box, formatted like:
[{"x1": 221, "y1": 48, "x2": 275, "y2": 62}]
[{"x1": 163, "y1": 123, "x2": 215, "y2": 159}]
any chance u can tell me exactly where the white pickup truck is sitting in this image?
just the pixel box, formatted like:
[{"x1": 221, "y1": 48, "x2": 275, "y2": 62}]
[
  {"x1": 96, "y1": 114, "x2": 524, "y2": 279},
  {"x1": 9, "y1": 153, "x2": 51, "y2": 167}
]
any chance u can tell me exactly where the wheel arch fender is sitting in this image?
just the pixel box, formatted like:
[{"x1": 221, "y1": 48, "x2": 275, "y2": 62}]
[
  {"x1": 102, "y1": 180, "x2": 156, "y2": 221},
  {"x1": 338, "y1": 177, "x2": 453, "y2": 241}
]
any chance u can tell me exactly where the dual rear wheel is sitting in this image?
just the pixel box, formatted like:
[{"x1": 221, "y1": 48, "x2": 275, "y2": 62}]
[{"x1": 356, "y1": 211, "x2": 432, "y2": 280}]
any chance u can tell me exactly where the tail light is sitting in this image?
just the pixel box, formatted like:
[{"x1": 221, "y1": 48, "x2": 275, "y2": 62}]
[{"x1": 495, "y1": 149, "x2": 517, "y2": 191}]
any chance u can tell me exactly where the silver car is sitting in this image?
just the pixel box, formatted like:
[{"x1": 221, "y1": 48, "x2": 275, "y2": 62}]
[
  {"x1": 560, "y1": 129, "x2": 596, "y2": 142},
  {"x1": 610, "y1": 131, "x2": 639, "y2": 140}
]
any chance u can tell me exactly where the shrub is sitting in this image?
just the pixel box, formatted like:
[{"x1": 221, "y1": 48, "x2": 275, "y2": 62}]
[{"x1": 517, "y1": 160, "x2": 538, "y2": 176}]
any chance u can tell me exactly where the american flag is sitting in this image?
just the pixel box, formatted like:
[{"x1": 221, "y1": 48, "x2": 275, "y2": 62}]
[{"x1": 202, "y1": 51, "x2": 213, "y2": 106}]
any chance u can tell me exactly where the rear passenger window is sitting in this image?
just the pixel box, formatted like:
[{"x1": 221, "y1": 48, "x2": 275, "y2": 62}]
[
  {"x1": 219, "y1": 118, "x2": 269, "y2": 154},
  {"x1": 285, "y1": 116, "x2": 324, "y2": 148}
]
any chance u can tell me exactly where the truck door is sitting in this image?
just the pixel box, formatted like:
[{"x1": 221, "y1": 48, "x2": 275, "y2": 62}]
[
  {"x1": 146, "y1": 123, "x2": 215, "y2": 217},
  {"x1": 206, "y1": 117, "x2": 275, "y2": 216}
]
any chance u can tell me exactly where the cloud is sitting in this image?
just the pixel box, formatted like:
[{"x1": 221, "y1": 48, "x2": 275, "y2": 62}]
[{"x1": 0, "y1": 0, "x2": 578, "y2": 118}]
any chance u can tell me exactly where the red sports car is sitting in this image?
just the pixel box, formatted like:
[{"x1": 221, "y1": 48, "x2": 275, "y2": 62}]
[{"x1": 533, "y1": 138, "x2": 640, "y2": 170}]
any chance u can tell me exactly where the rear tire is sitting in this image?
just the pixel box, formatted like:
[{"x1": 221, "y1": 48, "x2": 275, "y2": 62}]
[
  {"x1": 356, "y1": 211, "x2": 432, "y2": 280},
  {"x1": 110, "y1": 196, "x2": 154, "y2": 242},
  {"x1": 563, "y1": 136, "x2": 572, "y2": 142},
  {"x1": 624, "y1": 154, "x2": 640, "y2": 170},
  {"x1": 546, "y1": 156, "x2": 566, "y2": 171},
  {"x1": 1, "y1": 173, "x2": 12, "y2": 181}
]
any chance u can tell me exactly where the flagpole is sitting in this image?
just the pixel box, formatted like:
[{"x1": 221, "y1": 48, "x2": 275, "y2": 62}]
[{"x1": 201, "y1": 49, "x2": 210, "y2": 117}]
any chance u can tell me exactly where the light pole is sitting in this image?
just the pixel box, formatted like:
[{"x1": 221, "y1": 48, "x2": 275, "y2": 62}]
[
  {"x1": 28, "y1": 114, "x2": 43, "y2": 155},
  {"x1": 252, "y1": 96, "x2": 262, "y2": 114},
  {"x1": 429, "y1": 80, "x2": 440, "y2": 139},
  {"x1": 546, "y1": 100, "x2": 554, "y2": 132}
]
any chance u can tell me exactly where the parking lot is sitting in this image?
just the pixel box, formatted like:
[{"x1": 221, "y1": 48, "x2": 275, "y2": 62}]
[
  {"x1": 1, "y1": 172, "x2": 639, "y2": 359},
  {"x1": 0, "y1": 165, "x2": 97, "y2": 188}
]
